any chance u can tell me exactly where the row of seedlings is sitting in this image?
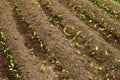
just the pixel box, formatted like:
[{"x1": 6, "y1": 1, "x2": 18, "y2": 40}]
[
  {"x1": 0, "y1": 30, "x2": 21, "y2": 79},
  {"x1": 11, "y1": 0, "x2": 73, "y2": 79}
]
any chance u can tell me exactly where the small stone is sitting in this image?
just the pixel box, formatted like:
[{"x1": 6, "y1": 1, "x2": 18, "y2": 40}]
[{"x1": 14, "y1": 35, "x2": 18, "y2": 40}]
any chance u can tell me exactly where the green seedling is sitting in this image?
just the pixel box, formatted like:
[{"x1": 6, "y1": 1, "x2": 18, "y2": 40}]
[
  {"x1": 10, "y1": 59, "x2": 14, "y2": 68},
  {"x1": 105, "y1": 50, "x2": 109, "y2": 56},
  {"x1": 1, "y1": 41, "x2": 6, "y2": 45},
  {"x1": 107, "y1": 34, "x2": 112, "y2": 38},
  {"x1": 62, "y1": 69, "x2": 69, "y2": 74},
  {"x1": 33, "y1": 31, "x2": 37, "y2": 36},
  {"x1": 56, "y1": 60, "x2": 61, "y2": 65},
  {"x1": 93, "y1": 24, "x2": 97, "y2": 28},
  {"x1": 72, "y1": 31, "x2": 81, "y2": 41},
  {"x1": 40, "y1": 65, "x2": 46, "y2": 72},
  {"x1": 105, "y1": 73, "x2": 110, "y2": 80},
  {"x1": 101, "y1": 18, "x2": 104, "y2": 21},
  {"x1": 63, "y1": 27, "x2": 71, "y2": 36},
  {"x1": 98, "y1": 67, "x2": 103, "y2": 70},
  {"x1": 96, "y1": 66, "x2": 103, "y2": 70},
  {"x1": 63, "y1": 77, "x2": 73, "y2": 80},
  {"x1": 4, "y1": 48, "x2": 9, "y2": 54},
  {"x1": 98, "y1": 27, "x2": 105, "y2": 31},
  {"x1": 89, "y1": 19, "x2": 92, "y2": 23},
  {"x1": 115, "y1": 59, "x2": 120, "y2": 63},
  {"x1": 75, "y1": 42, "x2": 81, "y2": 48},
  {"x1": 80, "y1": 13, "x2": 86, "y2": 19},
  {"x1": 45, "y1": 47, "x2": 50, "y2": 51},
  {"x1": 103, "y1": 22, "x2": 107, "y2": 27},
  {"x1": 91, "y1": 13, "x2": 96, "y2": 18},
  {"x1": 91, "y1": 52, "x2": 96, "y2": 56},
  {"x1": 15, "y1": 73, "x2": 21, "y2": 78},
  {"x1": 55, "y1": 13, "x2": 63, "y2": 20},
  {"x1": 90, "y1": 62, "x2": 94, "y2": 67},
  {"x1": 40, "y1": 41, "x2": 44, "y2": 48},
  {"x1": 0, "y1": 32, "x2": 7, "y2": 43},
  {"x1": 95, "y1": 46, "x2": 99, "y2": 51},
  {"x1": 51, "y1": 52, "x2": 55, "y2": 59}
]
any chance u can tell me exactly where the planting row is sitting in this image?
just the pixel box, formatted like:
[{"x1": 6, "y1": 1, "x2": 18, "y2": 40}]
[
  {"x1": 38, "y1": 0, "x2": 120, "y2": 79},
  {"x1": 14, "y1": 0, "x2": 104, "y2": 79}
]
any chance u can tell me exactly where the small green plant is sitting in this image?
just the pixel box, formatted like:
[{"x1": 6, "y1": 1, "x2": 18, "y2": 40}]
[
  {"x1": 0, "y1": 32, "x2": 7, "y2": 43},
  {"x1": 63, "y1": 77, "x2": 73, "y2": 80},
  {"x1": 75, "y1": 42, "x2": 81, "y2": 48},
  {"x1": 72, "y1": 31, "x2": 81, "y2": 41},
  {"x1": 62, "y1": 69, "x2": 69, "y2": 74},
  {"x1": 40, "y1": 65, "x2": 46, "y2": 72},
  {"x1": 4, "y1": 48, "x2": 9, "y2": 54},
  {"x1": 56, "y1": 60, "x2": 62, "y2": 65},
  {"x1": 51, "y1": 52, "x2": 55, "y2": 59},
  {"x1": 80, "y1": 13, "x2": 86, "y2": 19},
  {"x1": 90, "y1": 62, "x2": 94, "y2": 67},
  {"x1": 115, "y1": 58, "x2": 120, "y2": 63},
  {"x1": 63, "y1": 27, "x2": 72, "y2": 36},
  {"x1": 93, "y1": 24, "x2": 98, "y2": 28},
  {"x1": 105, "y1": 50, "x2": 109, "y2": 56},
  {"x1": 105, "y1": 73, "x2": 110, "y2": 80},
  {"x1": 89, "y1": 19, "x2": 92, "y2": 23},
  {"x1": 95, "y1": 46, "x2": 99, "y2": 51},
  {"x1": 96, "y1": 66, "x2": 103, "y2": 71}
]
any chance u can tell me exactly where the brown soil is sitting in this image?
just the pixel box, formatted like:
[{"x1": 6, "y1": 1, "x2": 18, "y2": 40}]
[{"x1": 0, "y1": 0, "x2": 120, "y2": 80}]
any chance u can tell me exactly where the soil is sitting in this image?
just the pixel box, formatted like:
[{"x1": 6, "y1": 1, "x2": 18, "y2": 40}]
[{"x1": 0, "y1": 0, "x2": 120, "y2": 80}]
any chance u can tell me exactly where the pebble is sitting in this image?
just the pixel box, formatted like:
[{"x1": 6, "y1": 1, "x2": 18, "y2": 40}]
[{"x1": 14, "y1": 35, "x2": 18, "y2": 40}]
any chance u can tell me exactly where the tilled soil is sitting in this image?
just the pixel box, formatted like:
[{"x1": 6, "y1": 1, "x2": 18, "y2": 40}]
[{"x1": 0, "y1": 0, "x2": 120, "y2": 80}]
